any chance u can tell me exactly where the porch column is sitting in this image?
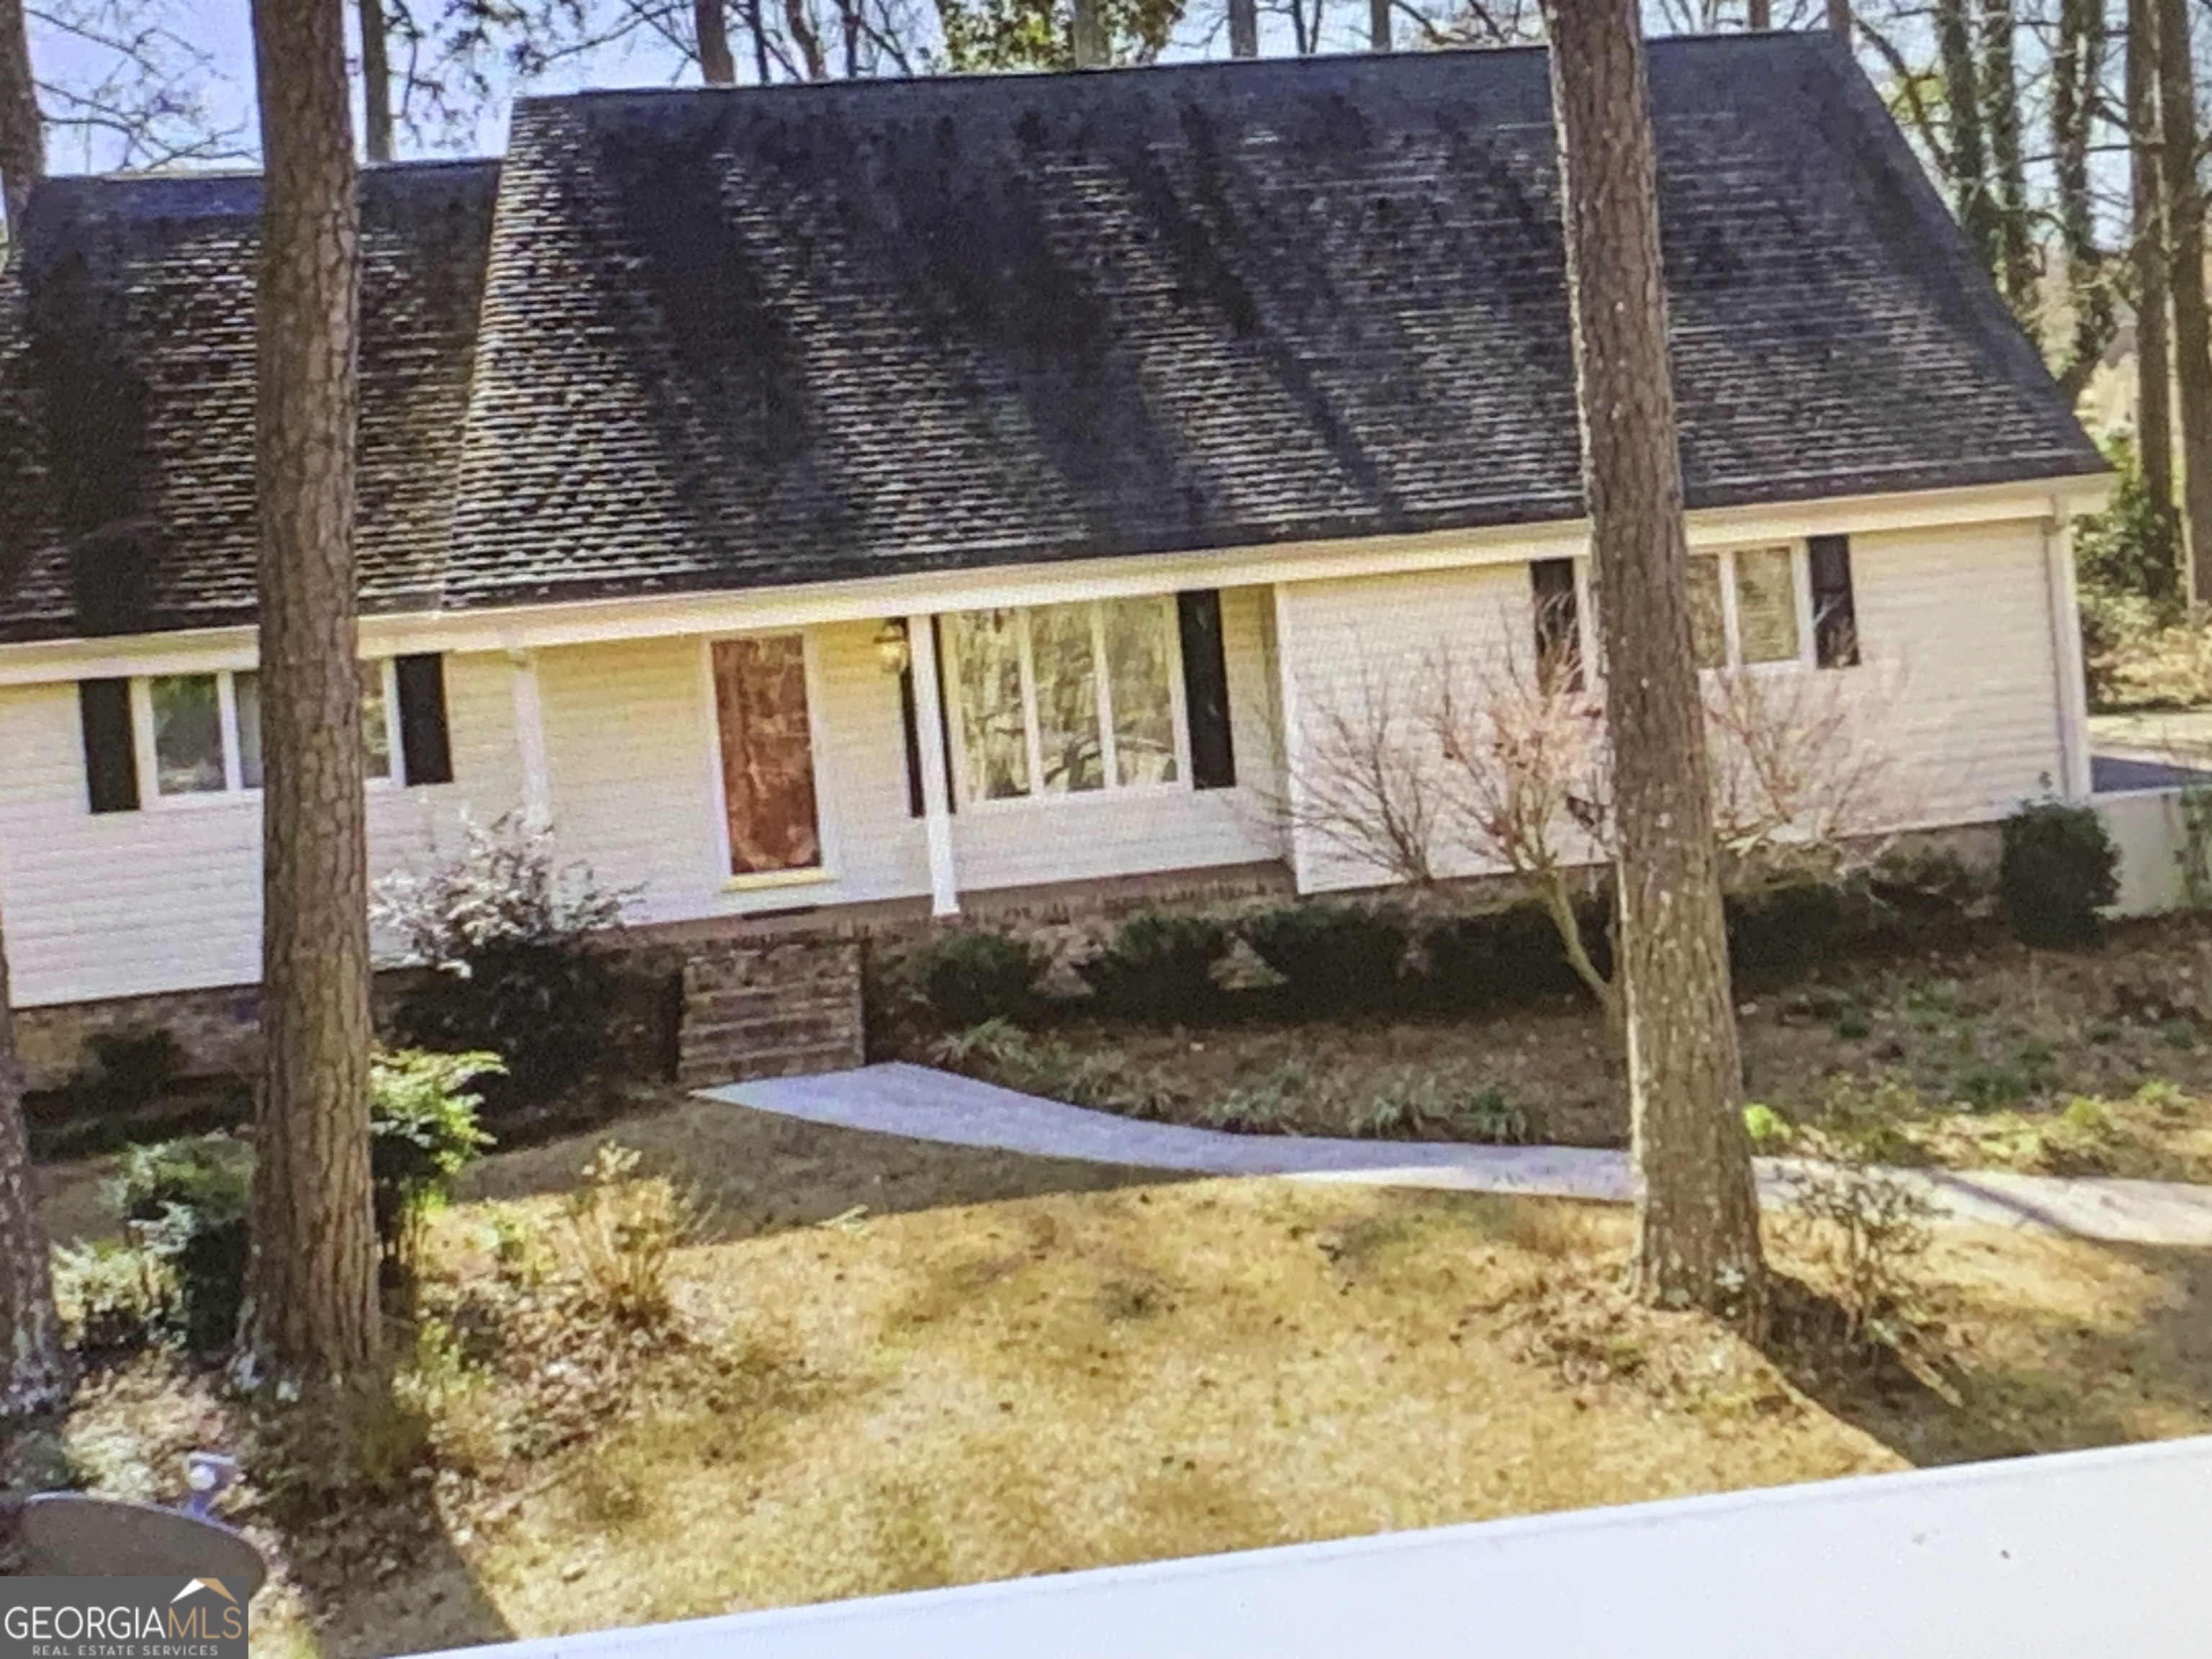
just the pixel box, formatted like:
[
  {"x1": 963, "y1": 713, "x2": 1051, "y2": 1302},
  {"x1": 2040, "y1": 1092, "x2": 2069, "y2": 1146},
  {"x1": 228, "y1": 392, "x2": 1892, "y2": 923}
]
[
  {"x1": 904, "y1": 613, "x2": 961, "y2": 917},
  {"x1": 507, "y1": 646, "x2": 554, "y2": 830},
  {"x1": 2044, "y1": 508, "x2": 2093, "y2": 804},
  {"x1": 1267, "y1": 582, "x2": 1316, "y2": 896}
]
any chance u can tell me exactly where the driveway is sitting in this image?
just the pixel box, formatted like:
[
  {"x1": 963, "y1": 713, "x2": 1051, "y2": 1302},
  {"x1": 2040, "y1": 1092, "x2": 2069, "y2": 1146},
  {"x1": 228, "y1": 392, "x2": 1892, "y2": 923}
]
[{"x1": 2090, "y1": 710, "x2": 2212, "y2": 792}]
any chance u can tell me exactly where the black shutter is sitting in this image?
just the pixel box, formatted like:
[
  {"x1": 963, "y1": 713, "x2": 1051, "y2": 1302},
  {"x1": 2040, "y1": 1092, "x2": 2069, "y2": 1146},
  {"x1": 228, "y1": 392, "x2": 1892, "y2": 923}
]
[
  {"x1": 78, "y1": 679, "x2": 139, "y2": 814},
  {"x1": 899, "y1": 661, "x2": 925, "y2": 818},
  {"x1": 1177, "y1": 590, "x2": 1237, "y2": 790},
  {"x1": 1530, "y1": 558, "x2": 1583, "y2": 690},
  {"x1": 394, "y1": 653, "x2": 455, "y2": 785},
  {"x1": 1809, "y1": 535, "x2": 1860, "y2": 668}
]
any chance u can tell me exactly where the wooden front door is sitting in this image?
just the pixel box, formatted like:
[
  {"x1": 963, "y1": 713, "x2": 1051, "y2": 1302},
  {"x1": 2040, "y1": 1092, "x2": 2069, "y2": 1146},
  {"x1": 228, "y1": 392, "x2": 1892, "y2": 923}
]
[{"x1": 711, "y1": 635, "x2": 823, "y2": 877}]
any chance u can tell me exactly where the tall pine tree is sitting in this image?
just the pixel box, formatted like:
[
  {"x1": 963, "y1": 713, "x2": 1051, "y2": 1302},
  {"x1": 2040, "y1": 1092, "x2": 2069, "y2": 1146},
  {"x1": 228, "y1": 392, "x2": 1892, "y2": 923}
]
[
  {"x1": 240, "y1": 0, "x2": 383, "y2": 1385},
  {"x1": 1540, "y1": 0, "x2": 1765, "y2": 1316}
]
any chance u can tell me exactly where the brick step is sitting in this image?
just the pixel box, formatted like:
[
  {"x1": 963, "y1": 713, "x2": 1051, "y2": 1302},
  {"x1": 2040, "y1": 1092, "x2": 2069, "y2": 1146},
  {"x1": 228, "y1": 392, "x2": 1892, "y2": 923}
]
[{"x1": 675, "y1": 938, "x2": 866, "y2": 1089}]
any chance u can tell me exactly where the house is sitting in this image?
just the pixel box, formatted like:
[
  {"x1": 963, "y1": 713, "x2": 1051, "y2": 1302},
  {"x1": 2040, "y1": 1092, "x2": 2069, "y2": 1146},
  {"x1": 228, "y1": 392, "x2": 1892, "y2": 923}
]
[{"x1": 0, "y1": 33, "x2": 2109, "y2": 1089}]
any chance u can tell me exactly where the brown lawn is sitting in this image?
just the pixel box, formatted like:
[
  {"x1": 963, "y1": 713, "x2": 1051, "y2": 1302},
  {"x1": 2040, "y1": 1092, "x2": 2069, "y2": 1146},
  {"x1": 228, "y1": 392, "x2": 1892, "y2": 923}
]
[{"x1": 30, "y1": 1094, "x2": 2212, "y2": 1658}]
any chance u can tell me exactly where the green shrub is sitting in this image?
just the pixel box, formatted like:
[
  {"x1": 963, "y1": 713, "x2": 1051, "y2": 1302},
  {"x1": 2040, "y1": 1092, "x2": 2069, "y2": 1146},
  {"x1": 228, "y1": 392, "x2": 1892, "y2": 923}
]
[
  {"x1": 928, "y1": 1019, "x2": 1186, "y2": 1118},
  {"x1": 374, "y1": 814, "x2": 633, "y2": 1121},
  {"x1": 1076, "y1": 912, "x2": 1229, "y2": 1022},
  {"x1": 53, "y1": 1238, "x2": 169, "y2": 1354},
  {"x1": 1998, "y1": 801, "x2": 2120, "y2": 948},
  {"x1": 1726, "y1": 879, "x2": 1856, "y2": 993},
  {"x1": 889, "y1": 930, "x2": 1051, "y2": 1030},
  {"x1": 1238, "y1": 904, "x2": 1411, "y2": 1014},
  {"x1": 1418, "y1": 901, "x2": 1603, "y2": 1010},
  {"x1": 63, "y1": 1027, "x2": 186, "y2": 1118},
  {"x1": 1858, "y1": 848, "x2": 1992, "y2": 952},
  {"x1": 1742, "y1": 1102, "x2": 1792, "y2": 1147},
  {"x1": 112, "y1": 1136, "x2": 251, "y2": 1353},
  {"x1": 2074, "y1": 432, "x2": 2181, "y2": 610},
  {"x1": 371, "y1": 1049, "x2": 500, "y2": 1292}
]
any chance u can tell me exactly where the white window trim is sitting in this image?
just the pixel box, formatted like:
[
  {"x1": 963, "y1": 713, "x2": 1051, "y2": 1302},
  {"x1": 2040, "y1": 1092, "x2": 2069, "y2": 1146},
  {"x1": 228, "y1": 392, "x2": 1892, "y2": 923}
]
[
  {"x1": 946, "y1": 596, "x2": 1194, "y2": 812},
  {"x1": 699, "y1": 631, "x2": 839, "y2": 894},
  {"x1": 130, "y1": 661, "x2": 402, "y2": 807},
  {"x1": 1692, "y1": 542, "x2": 1815, "y2": 674}
]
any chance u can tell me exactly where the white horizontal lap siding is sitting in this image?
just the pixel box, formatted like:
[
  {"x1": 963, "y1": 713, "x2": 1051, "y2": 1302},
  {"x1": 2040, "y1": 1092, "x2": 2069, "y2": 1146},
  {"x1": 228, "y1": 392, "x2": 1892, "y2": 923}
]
[
  {"x1": 368, "y1": 652, "x2": 531, "y2": 958},
  {"x1": 531, "y1": 637, "x2": 730, "y2": 927},
  {"x1": 807, "y1": 620, "x2": 930, "y2": 904},
  {"x1": 529, "y1": 624, "x2": 932, "y2": 927},
  {"x1": 1275, "y1": 565, "x2": 1528, "y2": 894},
  {"x1": 944, "y1": 586, "x2": 1287, "y2": 894},
  {"x1": 1851, "y1": 521, "x2": 2064, "y2": 827},
  {"x1": 0, "y1": 654, "x2": 519, "y2": 1009}
]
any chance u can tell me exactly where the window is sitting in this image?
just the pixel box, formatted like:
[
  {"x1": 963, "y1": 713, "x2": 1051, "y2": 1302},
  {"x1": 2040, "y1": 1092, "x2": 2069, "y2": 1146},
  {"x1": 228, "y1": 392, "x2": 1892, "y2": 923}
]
[
  {"x1": 945, "y1": 598, "x2": 1185, "y2": 805},
  {"x1": 132, "y1": 663, "x2": 399, "y2": 801},
  {"x1": 1687, "y1": 547, "x2": 1808, "y2": 670}
]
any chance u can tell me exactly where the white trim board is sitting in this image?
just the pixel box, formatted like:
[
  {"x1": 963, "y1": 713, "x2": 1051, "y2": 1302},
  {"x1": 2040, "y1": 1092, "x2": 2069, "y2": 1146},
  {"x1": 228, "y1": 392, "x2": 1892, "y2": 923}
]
[
  {"x1": 0, "y1": 476, "x2": 2111, "y2": 685},
  {"x1": 408, "y1": 1434, "x2": 2212, "y2": 1659}
]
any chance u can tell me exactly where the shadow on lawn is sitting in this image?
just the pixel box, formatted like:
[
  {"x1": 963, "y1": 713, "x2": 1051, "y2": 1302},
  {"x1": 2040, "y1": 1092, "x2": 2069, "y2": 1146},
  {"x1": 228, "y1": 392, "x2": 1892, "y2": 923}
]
[
  {"x1": 266, "y1": 1473, "x2": 516, "y2": 1659},
  {"x1": 1768, "y1": 1245, "x2": 2212, "y2": 1473},
  {"x1": 459, "y1": 1091, "x2": 1187, "y2": 1246}
]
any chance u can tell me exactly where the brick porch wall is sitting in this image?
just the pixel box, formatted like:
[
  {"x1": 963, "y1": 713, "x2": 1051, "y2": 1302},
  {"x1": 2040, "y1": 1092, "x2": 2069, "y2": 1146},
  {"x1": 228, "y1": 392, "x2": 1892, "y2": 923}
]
[{"x1": 676, "y1": 938, "x2": 867, "y2": 1089}]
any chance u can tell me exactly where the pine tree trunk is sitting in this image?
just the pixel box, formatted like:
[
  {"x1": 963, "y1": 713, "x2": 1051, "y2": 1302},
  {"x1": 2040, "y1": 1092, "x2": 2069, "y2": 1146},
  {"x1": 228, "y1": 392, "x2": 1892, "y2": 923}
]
[
  {"x1": 2131, "y1": 0, "x2": 2177, "y2": 540},
  {"x1": 2157, "y1": 0, "x2": 2212, "y2": 605},
  {"x1": 1981, "y1": 0, "x2": 2036, "y2": 315},
  {"x1": 1229, "y1": 0, "x2": 1257, "y2": 55},
  {"x1": 1747, "y1": 0, "x2": 1770, "y2": 28},
  {"x1": 359, "y1": 0, "x2": 393, "y2": 163},
  {"x1": 0, "y1": 917, "x2": 68, "y2": 1424},
  {"x1": 1541, "y1": 0, "x2": 1765, "y2": 1316},
  {"x1": 243, "y1": 0, "x2": 382, "y2": 1385},
  {"x1": 1825, "y1": 0, "x2": 1849, "y2": 40},
  {"x1": 0, "y1": 0, "x2": 41, "y2": 233},
  {"x1": 1936, "y1": 0, "x2": 1996, "y2": 276},
  {"x1": 1369, "y1": 0, "x2": 1390, "y2": 49},
  {"x1": 695, "y1": 0, "x2": 736, "y2": 84}
]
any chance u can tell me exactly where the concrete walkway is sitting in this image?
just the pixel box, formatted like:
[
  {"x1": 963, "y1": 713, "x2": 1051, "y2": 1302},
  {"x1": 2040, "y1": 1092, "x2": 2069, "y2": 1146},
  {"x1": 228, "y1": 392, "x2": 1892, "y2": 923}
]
[{"x1": 707, "y1": 1061, "x2": 2212, "y2": 1249}]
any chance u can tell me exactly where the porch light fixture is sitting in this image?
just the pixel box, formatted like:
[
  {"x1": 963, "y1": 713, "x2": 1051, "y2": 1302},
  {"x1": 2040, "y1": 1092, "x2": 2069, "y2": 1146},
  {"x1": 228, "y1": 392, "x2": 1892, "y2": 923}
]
[{"x1": 874, "y1": 620, "x2": 912, "y2": 677}]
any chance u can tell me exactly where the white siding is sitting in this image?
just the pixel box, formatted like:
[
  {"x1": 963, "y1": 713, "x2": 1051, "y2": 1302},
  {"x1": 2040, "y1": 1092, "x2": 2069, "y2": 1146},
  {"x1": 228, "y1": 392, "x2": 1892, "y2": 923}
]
[
  {"x1": 1274, "y1": 564, "x2": 1531, "y2": 893},
  {"x1": 0, "y1": 652, "x2": 521, "y2": 1007},
  {"x1": 531, "y1": 595, "x2": 1287, "y2": 922},
  {"x1": 0, "y1": 525, "x2": 2063, "y2": 1010},
  {"x1": 1272, "y1": 522, "x2": 2068, "y2": 895},
  {"x1": 1850, "y1": 520, "x2": 2065, "y2": 824},
  {"x1": 0, "y1": 601, "x2": 1287, "y2": 1007}
]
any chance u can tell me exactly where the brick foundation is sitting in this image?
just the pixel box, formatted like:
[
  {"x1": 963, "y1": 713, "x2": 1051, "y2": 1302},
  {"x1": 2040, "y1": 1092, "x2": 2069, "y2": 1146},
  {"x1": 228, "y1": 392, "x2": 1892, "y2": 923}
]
[
  {"x1": 14, "y1": 985, "x2": 265, "y2": 1094},
  {"x1": 15, "y1": 832, "x2": 2001, "y2": 1097},
  {"x1": 677, "y1": 938, "x2": 867, "y2": 1088}
]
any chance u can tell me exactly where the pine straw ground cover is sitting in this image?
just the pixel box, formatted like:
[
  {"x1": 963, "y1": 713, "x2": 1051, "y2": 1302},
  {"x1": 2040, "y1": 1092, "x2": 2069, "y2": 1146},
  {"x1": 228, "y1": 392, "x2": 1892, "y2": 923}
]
[
  {"x1": 921, "y1": 914, "x2": 2212, "y2": 1184},
  {"x1": 25, "y1": 1094, "x2": 2212, "y2": 1658}
]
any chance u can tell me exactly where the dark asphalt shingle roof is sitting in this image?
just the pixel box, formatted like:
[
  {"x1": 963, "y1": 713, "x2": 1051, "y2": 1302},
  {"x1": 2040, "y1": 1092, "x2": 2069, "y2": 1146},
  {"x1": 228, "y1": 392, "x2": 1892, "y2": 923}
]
[{"x1": 0, "y1": 34, "x2": 2105, "y2": 644}]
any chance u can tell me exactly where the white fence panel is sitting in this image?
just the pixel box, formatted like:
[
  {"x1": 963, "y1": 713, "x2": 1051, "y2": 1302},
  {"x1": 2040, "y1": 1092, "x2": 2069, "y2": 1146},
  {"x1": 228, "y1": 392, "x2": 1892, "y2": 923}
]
[{"x1": 420, "y1": 1435, "x2": 2212, "y2": 1659}]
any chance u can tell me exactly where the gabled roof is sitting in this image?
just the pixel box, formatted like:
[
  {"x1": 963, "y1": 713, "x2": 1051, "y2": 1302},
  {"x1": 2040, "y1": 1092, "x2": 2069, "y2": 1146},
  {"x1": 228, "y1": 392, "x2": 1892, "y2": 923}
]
[
  {"x1": 0, "y1": 35, "x2": 2105, "y2": 645},
  {"x1": 0, "y1": 161, "x2": 497, "y2": 642}
]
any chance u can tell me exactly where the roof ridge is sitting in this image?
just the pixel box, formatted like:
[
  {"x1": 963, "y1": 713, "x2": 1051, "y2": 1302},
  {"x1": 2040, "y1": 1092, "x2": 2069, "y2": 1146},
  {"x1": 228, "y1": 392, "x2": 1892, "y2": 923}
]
[{"x1": 508, "y1": 32, "x2": 1829, "y2": 115}]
